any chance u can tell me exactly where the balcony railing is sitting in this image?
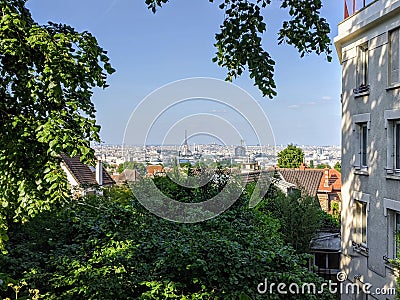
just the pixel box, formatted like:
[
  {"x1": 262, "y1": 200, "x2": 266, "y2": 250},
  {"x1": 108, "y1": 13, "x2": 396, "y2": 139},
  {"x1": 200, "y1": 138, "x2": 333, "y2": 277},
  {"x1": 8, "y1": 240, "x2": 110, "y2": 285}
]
[{"x1": 344, "y1": 0, "x2": 376, "y2": 18}]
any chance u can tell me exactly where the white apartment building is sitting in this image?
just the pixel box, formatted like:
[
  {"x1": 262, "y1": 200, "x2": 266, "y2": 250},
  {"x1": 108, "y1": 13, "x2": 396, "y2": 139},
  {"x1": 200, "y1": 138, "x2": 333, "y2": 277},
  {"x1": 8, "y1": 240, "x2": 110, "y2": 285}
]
[{"x1": 335, "y1": 0, "x2": 400, "y2": 299}]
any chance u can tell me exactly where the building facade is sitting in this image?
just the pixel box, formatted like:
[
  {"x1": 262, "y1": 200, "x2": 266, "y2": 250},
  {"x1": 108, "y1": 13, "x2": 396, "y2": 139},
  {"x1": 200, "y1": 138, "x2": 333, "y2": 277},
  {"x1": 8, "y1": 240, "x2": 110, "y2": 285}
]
[
  {"x1": 335, "y1": 0, "x2": 400, "y2": 298},
  {"x1": 317, "y1": 168, "x2": 342, "y2": 215}
]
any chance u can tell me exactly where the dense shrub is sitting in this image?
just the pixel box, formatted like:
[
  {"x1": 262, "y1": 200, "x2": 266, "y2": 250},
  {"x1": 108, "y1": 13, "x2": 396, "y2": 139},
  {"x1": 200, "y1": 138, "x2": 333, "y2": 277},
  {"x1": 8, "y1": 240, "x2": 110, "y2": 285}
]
[
  {"x1": 0, "y1": 181, "x2": 334, "y2": 299},
  {"x1": 259, "y1": 186, "x2": 340, "y2": 253}
]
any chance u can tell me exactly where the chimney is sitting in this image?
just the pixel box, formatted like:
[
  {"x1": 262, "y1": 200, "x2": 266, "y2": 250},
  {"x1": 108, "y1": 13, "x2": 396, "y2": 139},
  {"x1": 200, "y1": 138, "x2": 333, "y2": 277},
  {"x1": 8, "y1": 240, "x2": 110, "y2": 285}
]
[
  {"x1": 324, "y1": 168, "x2": 329, "y2": 187},
  {"x1": 96, "y1": 160, "x2": 103, "y2": 185}
]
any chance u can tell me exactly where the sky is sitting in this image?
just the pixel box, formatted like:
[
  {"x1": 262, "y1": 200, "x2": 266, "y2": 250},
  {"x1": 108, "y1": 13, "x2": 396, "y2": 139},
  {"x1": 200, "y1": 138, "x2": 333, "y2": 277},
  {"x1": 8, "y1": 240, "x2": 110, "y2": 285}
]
[{"x1": 26, "y1": 0, "x2": 343, "y2": 146}]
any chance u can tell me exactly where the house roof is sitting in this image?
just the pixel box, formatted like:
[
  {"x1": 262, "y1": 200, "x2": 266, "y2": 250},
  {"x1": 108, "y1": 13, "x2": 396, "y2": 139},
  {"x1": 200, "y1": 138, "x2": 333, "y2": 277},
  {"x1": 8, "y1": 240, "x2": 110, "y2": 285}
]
[
  {"x1": 147, "y1": 165, "x2": 163, "y2": 175},
  {"x1": 317, "y1": 168, "x2": 342, "y2": 193},
  {"x1": 310, "y1": 232, "x2": 341, "y2": 252},
  {"x1": 61, "y1": 154, "x2": 114, "y2": 186},
  {"x1": 116, "y1": 169, "x2": 141, "y2": 183},
  {"x1": 331, "y1": 169, "x2": 342, "y2": 190},
  {"x1": 278, "y1": 169, "x2": 323, "y2": 197}
]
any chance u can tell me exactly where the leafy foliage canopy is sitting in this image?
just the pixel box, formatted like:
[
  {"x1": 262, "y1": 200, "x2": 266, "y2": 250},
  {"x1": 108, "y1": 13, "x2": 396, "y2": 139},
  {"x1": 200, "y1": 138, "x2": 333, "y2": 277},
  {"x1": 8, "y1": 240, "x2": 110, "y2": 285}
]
[
  {"x1": 145, "y1": 0, "x2": 332, "y2": 98},
  {"x1": 277, "y1": 144, "x2": 305, "y2": 168},
  {"x1": 0, "y1": 0, "x2": 114, "y2": 250},
  {"x1": 0, "y1": 180, "x2": 335, "y2": 299}
]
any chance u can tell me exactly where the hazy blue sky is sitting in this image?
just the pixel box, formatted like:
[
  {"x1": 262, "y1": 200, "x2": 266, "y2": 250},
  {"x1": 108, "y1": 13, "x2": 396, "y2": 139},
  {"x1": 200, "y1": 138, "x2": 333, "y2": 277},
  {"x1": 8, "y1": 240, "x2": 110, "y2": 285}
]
[{"x1": 27, "y1": 0, "x2": 343, "y2": 146}]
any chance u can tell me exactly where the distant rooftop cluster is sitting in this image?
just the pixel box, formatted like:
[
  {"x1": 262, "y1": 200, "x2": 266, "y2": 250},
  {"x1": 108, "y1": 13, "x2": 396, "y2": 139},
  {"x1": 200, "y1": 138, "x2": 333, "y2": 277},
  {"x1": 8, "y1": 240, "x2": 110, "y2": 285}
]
[{"x1": 92, "y1": 144, "x2": 341, "y2": 172}]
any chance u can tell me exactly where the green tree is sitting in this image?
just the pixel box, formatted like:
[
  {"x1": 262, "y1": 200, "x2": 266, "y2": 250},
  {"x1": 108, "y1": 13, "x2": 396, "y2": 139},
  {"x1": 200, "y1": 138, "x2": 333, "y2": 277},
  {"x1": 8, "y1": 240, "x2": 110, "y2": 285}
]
[
  {"x1": 260, "y1": 188, "x2": 326, "y2": 253},
  {"x1": 316, "y1": 163, "x2": 331, "y2": 169},
  {"x1": 117, "y1": 161, "x2": 147, "y2": 175},
  {"x1": 334, "y1": 161, "x2": 341, "y2": 172},
  {"x1": 277, "y1": 144, "x2": 304, "y2": 168},
  {"x1": 145, "y1": 0, "x2": 332, "y2": 98},
  {"x1": 0, "y1": 0, "x2": 114, "y2": 250},
  {"x1": 309, "y1": 160, "x2": 314, "y2": 168}
]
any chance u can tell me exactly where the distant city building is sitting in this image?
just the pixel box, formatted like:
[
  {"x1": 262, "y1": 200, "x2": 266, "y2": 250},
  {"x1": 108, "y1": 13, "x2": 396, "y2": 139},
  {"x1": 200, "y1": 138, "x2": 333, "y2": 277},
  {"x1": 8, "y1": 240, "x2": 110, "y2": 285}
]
[
  {"x1": 181, "y1": 130, "x2": 192, "y2": 157},
  {"x1": 234, "y1": 146, "x2": 246, "y2": 157},
  {"x1": 93, "y1": 144, "x2": 341, "y2": 179},
  {"x1": 240, "y1": 162, "x2": 260, "y2": 173}
]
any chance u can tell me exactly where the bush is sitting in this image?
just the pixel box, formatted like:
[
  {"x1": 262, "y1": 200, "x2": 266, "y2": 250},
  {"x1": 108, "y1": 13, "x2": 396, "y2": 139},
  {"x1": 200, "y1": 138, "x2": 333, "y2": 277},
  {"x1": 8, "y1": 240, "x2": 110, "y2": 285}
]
[
  {"x1": 0, "y1": 183, "x2": 335, "y2": 299},
  {"x1": 259, "y1": 187, "x2": 339, "y2": 253}
]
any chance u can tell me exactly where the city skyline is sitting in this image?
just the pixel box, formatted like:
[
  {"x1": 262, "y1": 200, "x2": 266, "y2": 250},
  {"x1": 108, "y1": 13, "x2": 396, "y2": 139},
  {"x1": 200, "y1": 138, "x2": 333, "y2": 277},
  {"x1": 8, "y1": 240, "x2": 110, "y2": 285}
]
[{"x1": 27, "y1": 0, "x2": 343, "y2": 146}]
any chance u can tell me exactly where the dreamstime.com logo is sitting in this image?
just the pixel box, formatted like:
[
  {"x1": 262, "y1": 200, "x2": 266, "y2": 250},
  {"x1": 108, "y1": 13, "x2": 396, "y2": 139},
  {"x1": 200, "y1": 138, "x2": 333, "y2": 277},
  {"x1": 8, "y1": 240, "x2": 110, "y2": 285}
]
[
  {"x1": 123, "y1": 77, "x2": 275, "y2": 223},
  {"x1": 257, "y1": 272, "x2": 396, "y2": 296}
]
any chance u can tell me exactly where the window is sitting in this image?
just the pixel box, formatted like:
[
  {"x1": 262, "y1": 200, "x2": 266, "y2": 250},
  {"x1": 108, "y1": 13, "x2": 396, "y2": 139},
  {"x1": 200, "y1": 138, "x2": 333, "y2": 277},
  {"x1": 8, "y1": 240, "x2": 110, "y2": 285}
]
[
  {"x1": 314, "y1": 252, "x2": 340, "y2": 270},
  {"x1": 352, "y1": 114, "x2": 370, "y2": 171},
  {"x1": 355, "y1": 43, "x2": 369, "y2": 93},
  {"x1": 387, "y1": 210, "x2": 400, "y2": 259},
  {"x1": 395, "y1": 121, "x2": 400, "y2": 171},
  {"x1": 353, "y1": 200, "x2": 367, "y2": 245},
  {"x1": 395, "y1": 213, "x2": 400, "y2": 258},
  {"x1": 359, "y1": 123, "x2": 368, "y2": 168},
  {"x1": 385, "y1": 110, "x2": 400, "y2": 174},
  {"x1": 315, "y1": 252, "x2": 326, "y2": 269},
  {"x1": 389, "y1": 28, "x2": 400, "y2": 85}
]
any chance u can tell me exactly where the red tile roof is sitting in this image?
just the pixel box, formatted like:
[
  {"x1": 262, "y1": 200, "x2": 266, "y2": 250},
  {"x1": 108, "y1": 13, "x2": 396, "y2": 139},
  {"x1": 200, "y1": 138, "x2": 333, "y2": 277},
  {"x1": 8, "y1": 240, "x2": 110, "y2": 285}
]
[
  {"x1": 317, "y1": 168, "x2": 342, "y2": 192},
  {"x1": 147, "y1": 165, "x2": 163, "y2": 175},
  {"x1": 278, "y1": 166, "x2": 342, "y2": 196}
]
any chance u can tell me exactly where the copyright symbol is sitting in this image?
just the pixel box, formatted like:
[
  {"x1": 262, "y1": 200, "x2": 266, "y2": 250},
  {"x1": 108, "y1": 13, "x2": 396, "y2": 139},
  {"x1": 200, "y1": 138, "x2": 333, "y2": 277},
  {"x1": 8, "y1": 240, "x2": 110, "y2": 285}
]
[
  {"x1": 337, "y1": 271, "x2": 347, "y2": 282},
  {"x1": 123, "y1": 77, "x2": 275, "y2": 223}
]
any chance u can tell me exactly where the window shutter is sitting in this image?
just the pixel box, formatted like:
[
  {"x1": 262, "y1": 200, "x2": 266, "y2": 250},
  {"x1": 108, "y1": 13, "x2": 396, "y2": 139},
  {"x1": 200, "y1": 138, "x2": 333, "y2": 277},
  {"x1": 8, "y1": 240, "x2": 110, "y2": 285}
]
[
  {"x1": 388, "y1": 212, "x2": 395, "y2": 259},
  {"x1": 363, "y1": 47, "x2": 368, "y2": 86},
  {"x1": 395, "y1": 213, "x2": 400, "y2": 258},
  {"x1": 387, "y1": 123, "x2": 394, "y2": 174},
  {"x1": 356, "y1": 46, "x2": 367, "y2": 87},
  {"x1": 361, "y1": 124, "x2": 368, "y2": 167},
  {"x1": 396, "y1": 123, "x2": 400, "y2": 170},
  {"x1": 357, "y1": 47, "x2": 362, "y2": 87},
  {"x1": 361, "y1": 202, "x2": 367, "y2": 244},
  {"x1": 354, "y1": 125, "x2": 361, "y2": 169},
  {"x1": 352, "y1": 202, "x2": 358, "y2": 244},
  {"x1": 390, "y1": 29, "x2": 400, "y2": 85},
  {"x1": 356, "y1": 45, "x2": 368, "y2": 88}
]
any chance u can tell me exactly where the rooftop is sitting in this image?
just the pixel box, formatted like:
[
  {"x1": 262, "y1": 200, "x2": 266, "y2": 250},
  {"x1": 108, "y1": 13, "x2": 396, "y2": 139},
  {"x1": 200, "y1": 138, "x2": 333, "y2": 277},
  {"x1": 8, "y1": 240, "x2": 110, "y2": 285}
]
[
  {"x1": 278, "y1": 169, "x2": 323, "y2": 197},
  {"x1": 61, "y1": 154, "x2": 115, "y2": 186}
]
